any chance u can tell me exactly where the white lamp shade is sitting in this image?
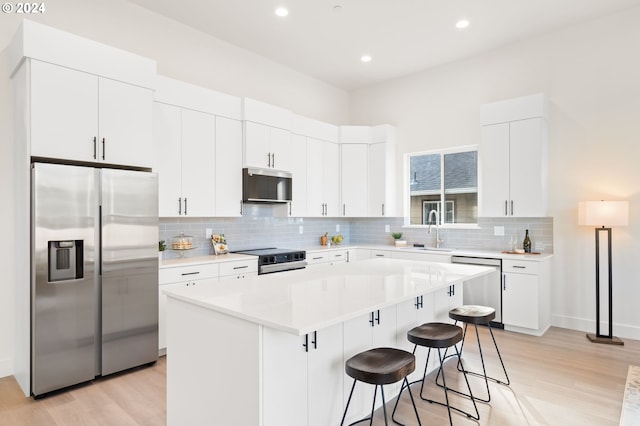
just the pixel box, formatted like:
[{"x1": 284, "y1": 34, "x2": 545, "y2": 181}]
[{"x1": 578, "y1": 200, "x2": 629, "y2": 227}]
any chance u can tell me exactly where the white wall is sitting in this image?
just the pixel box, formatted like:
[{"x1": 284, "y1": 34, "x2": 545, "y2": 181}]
[
  {"x1": 0, "y1": 0, "x2": 349, "y2": 378},
  {"x1": 350, "y1": 7, "x2": 640, "y2": 338}
]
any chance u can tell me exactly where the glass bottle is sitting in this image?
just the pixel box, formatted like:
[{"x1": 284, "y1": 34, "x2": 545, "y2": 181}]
[{"x1": 523, "y1": 229, "x2": 532, "y2": 253}]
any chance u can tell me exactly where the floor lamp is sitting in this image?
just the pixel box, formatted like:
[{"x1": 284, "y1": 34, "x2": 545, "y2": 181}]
[{"x1": 579, "y1": 200, "x2": 628, "y2": 345}]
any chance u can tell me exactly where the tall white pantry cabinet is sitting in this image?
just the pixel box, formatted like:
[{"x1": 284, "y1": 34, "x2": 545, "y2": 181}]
[{"x1": 479, "y1": 94, "x2": 548, "y2": 217}]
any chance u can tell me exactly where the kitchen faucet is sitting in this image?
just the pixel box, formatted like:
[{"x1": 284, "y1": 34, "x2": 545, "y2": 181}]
[{"x1": 427, "y1": 209, "x2": 444, "y2": 248}]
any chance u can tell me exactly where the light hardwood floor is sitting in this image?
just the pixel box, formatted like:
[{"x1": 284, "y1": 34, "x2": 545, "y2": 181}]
[{"x1": 0, "y1": 327, "x2": 638, "y2": 425}]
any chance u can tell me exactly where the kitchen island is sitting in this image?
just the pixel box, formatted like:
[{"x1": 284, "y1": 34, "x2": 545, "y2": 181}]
[{"x1": 164, "y1": 258, "x2": 494, "y2": 426}]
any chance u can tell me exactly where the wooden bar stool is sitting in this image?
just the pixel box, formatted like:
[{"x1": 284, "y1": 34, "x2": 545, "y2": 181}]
[
  {"x1": 447, "y1": 305, "x2": 510, "y2": 403},
  {"x1": 341, "y1": 347, "x2": 422, "y2": 426},
  {"x1": 406, "y1": 322, "x2": 479, "y2": 426}
]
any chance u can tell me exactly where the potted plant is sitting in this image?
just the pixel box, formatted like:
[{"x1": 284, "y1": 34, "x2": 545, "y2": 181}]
[
  {"x1": 159, "y1": 240, "x2": 166, "y2": 261},
  {"x1": 391, "y1": 232, "x2": 406, "y2": 247}
]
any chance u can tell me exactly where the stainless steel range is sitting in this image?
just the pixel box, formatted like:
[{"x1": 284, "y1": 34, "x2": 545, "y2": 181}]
[{"x1": 234, "y1": 248, "x2": 307, "y2": 274}]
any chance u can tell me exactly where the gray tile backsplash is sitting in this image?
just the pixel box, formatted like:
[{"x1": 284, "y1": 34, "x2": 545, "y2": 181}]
[
  {"x1": 160, "y1": 205, "x2": 553, "y2": 259},
  {"x1": 350, "y1": 217, "x2": 553, "y2": 253}
]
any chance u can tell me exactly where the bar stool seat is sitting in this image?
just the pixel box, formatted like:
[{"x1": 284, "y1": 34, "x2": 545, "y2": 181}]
[
  {"x1": 448, "y1": 305, "x2": 510, "y2": 403},
  {"x1": 407, "y1": 323, "x2": 479, "y2": 426},
  {"x1": 341, "y1": 347, "x2": 421, "y2": 426}
]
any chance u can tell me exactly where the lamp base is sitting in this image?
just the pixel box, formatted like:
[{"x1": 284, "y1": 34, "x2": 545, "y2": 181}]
[{"x1": 586, "y1": 333, "x2": 624, "y2": 346}]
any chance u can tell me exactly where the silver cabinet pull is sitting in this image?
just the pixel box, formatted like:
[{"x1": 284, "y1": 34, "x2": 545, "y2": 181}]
[
  {"x1": 267, "y1": 152, "x2": 271, "y2": 168},
  {"x1": 382, "y1": 203, "x2": 385, "y2": 216},
  {"x1": 511, "y1": 200, "x2": 514, "y2": 216},
  {"x1": 343, "y1": 204, "x2": 346, "y2": 216},
  {"x1": 93, "y1": 136, "x2": 97, "y2": 159},
  {"x1": 233, "y1": 265, "x2": 249, "y2": 270},
  {"x1": 102, "y1": 138, "x2": 106, "y2": 160},
  {"x1": 184, "y1": 197, "x2": 188, "y2": 215},
  {"x1": 271, "y1": 153, "x2": 275, "y2": 168},
  {"x1": 178, "y1": 197, "x2": 182, "y2": 215},
  {"x1": 503, "y1": 274, "x2": 506, "y2": 290},
  {"x1": 505, "y1": 200, "x2": 508, "y2": 216},
  {"x1": 181, "y1": 271, "x2": 200, "y2": 276}
]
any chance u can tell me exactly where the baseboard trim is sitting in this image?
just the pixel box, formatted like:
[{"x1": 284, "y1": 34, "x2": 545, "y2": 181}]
[
  {"x1": 0, "y1": 357, "x2": 13, "y2": 379},
  {"x1": 551, "y1": 315, "x2": 640, "y2": 340}
]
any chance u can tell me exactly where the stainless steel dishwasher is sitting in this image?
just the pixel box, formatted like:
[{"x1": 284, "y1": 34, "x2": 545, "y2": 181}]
[{"x1": 451, "y1": 256, "x2": 503, "y2": 328}]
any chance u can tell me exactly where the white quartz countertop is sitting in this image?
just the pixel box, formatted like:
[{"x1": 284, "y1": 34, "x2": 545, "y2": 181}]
[
  {"x1": 164, "y1": 258, "x2": 494, "y2": 336},
  {"x1": 306, "y1": 244, "x2": 553, "y2": 261}
]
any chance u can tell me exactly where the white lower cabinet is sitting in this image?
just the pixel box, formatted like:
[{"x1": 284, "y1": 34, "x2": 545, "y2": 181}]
[
  {"x1": 263, "y1": 323, "x2": 344, "y2": 426},
  {"x1": 218, "y1": 259, "x2": 258, "y2": 280},
  {"x1": 502, "y1": 259, "x2": 550, "y2": 334},
  {"x1": 342, "y1": 305, "x2": 397, "y2": 424},
  {"x1": 305, "y1": 249, "x2": 348, "y2": 268},
  {"x1": 433, "y1": 283, "x2": 463, "y2": 323}
]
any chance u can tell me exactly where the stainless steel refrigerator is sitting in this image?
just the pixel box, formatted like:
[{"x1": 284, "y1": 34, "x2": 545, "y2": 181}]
[{"x1": 31, "y1": 162, "x2": 158, "y2": 396}]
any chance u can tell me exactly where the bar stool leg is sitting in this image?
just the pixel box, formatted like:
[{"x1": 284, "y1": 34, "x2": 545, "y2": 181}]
[
  {"x1": 422, "y1": 345, "x2": 480, "y2": 424},
  {"x1": 453, "y1": 322, "x2": 510, "y2": 403},
  {"x1": 392, "y1": 377, "x2": 422, "y2": 426},
  {"x1": 341, "y1": 378, "x2": 358, "y2": 426}
]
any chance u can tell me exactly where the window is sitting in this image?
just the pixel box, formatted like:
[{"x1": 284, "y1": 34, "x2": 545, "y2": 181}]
[{"x1": 407, "y1": 146, "x2": 478, "y2": 226}]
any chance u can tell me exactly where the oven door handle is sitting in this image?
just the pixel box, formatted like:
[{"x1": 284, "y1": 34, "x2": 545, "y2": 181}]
[{"x1": 260, "y1": 260, "x2": 308, "y2": 274}]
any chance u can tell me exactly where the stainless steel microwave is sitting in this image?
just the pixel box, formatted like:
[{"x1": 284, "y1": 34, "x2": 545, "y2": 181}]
[{"x1": 242, "y1": 167, "x2": 292, "y2": 203}]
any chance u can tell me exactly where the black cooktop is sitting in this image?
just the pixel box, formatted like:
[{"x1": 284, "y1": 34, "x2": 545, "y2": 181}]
[
  {"x1": 235, "y1": 248, "x2": 301, "y2": 256},
  {"x1": 234, "y1": 247, "x2": 306, "y2": 266}
]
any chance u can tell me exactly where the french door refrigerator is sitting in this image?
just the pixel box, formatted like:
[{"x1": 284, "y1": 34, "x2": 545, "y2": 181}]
[{"x1": 31, "y1": 162, "x2": 158, "y2": 396}]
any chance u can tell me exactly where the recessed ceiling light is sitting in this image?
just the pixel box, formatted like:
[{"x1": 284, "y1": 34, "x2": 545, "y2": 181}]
[
  {"x1": 361, "y1": 55, "x2": 372, "y2": 63},
  {"x1": 455, "y1": 19, "x2": 470, "y2": 29},
  {"x1": 275, "y1": 7, "x2": 289, "y2": 17}
]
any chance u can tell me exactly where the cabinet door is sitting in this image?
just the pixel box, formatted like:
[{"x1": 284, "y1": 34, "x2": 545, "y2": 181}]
[
  {"x1": 341, "y1": 144, "x2": 369, "y2": 217},
  {"x1": 343, "y1": 314, "x2": 374, "y2": 424},
  {"x1": 368, "y1": 142, "x2": 386, "y2": 217},
  {"x1": 323, "y1": 141, "x2": 341, "y2": 216},
  {"x1": 503, "y1": 272, "x2": 539, "y2": 329},
  {"x1": 153, "y1": 103, "x2": 182, "y2": 217},
  {"x1": 479, "y1": 123, "x2": 510, "y2": 217},
  {"x1": 433, "y1": 286, "x2": 453, "y2": 323},
  {"x1": 215, "y1": 116, "x2": 243, "y2": 216},
  {"x1": 269, "y1": 127, "x2": 293, "y2": 171},
  {"x1": 244, "y1": 121, "x2": 271, "y2": 168},
  {"x1": 307, "y1": 324, "x2": 344, "y2": 426},
  {"x1": 181, "y1": 109, "x2": 216, "y2": 217},
  {"x1": 289, "y1": 135, "x2": 308, "y2": 217},
  {"x1": 263, "y1": 328, "x2": 308, "y2": 426},
  {"x1": 98, "y1": 78, "x2": 153, "y2": 168},
  {"x1": 306, "y1": 139, "x2": 325, "y2": 217},
  {"x1": 30, "y1": 60, "x2": 99, "y2": 162},
  {"x1": 509, "y1": 118, "x2": 544, "y2": 217}
]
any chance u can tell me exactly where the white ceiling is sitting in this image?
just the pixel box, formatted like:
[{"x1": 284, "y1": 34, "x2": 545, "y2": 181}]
[{"x1": 127, "y1": 0, "x2": 640, "y2": 91}]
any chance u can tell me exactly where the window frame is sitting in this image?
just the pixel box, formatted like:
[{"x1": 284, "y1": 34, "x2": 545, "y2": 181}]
[{"x1": 403, "y1": 144, "x2": 480, "y2": 229}]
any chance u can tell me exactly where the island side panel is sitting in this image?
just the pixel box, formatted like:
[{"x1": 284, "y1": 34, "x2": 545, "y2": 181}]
[{"x1": 167, "y1": 297, "x2": 261, "y2": 426}]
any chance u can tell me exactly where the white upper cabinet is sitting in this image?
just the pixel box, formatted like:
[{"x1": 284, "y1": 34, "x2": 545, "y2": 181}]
[
  {"x1": 153, "y1": 76, "x2": 244, "y2": 218},
  {"x1": 30, "y1": 60, "x2": 153, "y2": 168},
  {"x1": 368, "y1": 125, "x2": 396, "y2": 217},
  {"x1": 339, "y1": 124, "x2": 397, "y2": 218},
  {"x1": 307, "y1": 139, "x2": 340, "y2": 217},
  {"x1": 340, "y1": 144, "x2": 369, "y2": 217},
  {"x1": 479, "y1": 94, "x2": 548, "y2": 217},
  {"x1": 153, "y1": 104, "x2": 215, "y2": 217},
  {"x1": 242, "y1": 98, "x2": 293, "y2": 170},
  {"x1": 11, "y1": 21, "x2": 157, "y2": 169},
  {"x1": 153, "y1": 103, "x2": 183, "y2": 217},
  {"x1": 244, "y1": 121, "x2": 294, "y2": 170},
  {"x1": 290, "y1": 134, "x2": 308, "y2": 217},
  {"x1": 180, "y1": 109, "x2": 216, "y2": 217}
]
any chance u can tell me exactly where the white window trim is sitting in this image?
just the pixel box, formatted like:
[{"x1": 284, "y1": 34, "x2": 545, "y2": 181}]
[{"x1": 403, "y1": 144, "x2": 478, "y2": 229}]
